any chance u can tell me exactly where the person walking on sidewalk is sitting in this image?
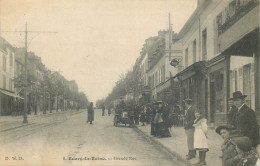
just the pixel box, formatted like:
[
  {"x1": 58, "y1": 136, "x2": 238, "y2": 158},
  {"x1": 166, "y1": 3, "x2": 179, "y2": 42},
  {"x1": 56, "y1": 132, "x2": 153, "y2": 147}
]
[
  {"x1": 102, "y1": 104, "x2": 105, "y2": 116},
  {"x1": 193, "y1": 109, "x2": 208, "y2": 166},
  {"x1": 87, "y1": 102, "x2": 94, "y2": 124},
  {"x1": 183, "y1": 98, "x2": 196, "y2": 160},
  {"x1": 229, "y1": 91, "x2": 259, "y2": 148}
]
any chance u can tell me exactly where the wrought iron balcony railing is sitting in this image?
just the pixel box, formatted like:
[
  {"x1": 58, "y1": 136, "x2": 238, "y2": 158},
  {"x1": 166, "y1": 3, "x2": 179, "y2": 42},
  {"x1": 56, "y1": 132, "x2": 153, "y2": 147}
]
[{"x1": 218, "y1": 0, "x2": 259, "y2": 35}]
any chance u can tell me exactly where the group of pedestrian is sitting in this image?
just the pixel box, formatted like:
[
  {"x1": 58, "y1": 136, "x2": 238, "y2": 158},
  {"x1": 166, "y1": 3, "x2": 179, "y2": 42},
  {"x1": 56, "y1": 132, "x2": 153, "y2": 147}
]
[
  {"x1": 140, "y1": 104, "x2": 152, "y2": 126},
  {"x1": 150, "y1": 101, "x2": 171, "y2": 138},
  {"x1": 216, "y1": 91, "x2": 260, "y2": 166},
  {"x1": 183, "y1": 90, "x2": 260, "y2": 166}
]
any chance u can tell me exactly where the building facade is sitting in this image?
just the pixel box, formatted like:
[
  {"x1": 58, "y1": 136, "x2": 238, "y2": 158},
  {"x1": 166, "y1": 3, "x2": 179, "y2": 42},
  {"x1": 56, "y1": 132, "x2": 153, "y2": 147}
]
[
  {"x1": 0, "y1": 37, "x2": 16, "y2": 115},
  {"x1": 174, "y1": 0, "x2": 259, "y2": 127}
]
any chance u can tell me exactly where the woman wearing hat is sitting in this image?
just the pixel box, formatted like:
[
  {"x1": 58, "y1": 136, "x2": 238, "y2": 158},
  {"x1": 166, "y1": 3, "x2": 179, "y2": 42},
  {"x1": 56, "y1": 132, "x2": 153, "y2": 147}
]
[
  {"x1": 230, "y1": 91, "x2": 259, "y2": 148},
  {"x1": 216, "y1": 124, "x2": 258, "y2": 166}
]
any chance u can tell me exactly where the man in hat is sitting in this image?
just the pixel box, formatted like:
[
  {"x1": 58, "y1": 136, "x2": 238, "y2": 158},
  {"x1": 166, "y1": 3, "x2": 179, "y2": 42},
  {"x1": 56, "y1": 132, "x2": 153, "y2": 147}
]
[
  {"x1": 183, "y1": 99, "x2": 196, "y2": 160},
  {"x1": 229, "y1": 91, "x2": 259, "y2": 147}
]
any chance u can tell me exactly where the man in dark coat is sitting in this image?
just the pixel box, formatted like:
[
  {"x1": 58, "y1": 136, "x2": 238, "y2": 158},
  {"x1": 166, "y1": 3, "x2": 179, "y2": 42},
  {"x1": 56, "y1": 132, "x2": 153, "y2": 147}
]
[
  {"x1": 87, "y1": 102, "x2": 94, "y2": 124},
  {"x1": 230, "y1": 91, "x2": 259, "y2": 148},
  {"x1": 102, "y1": 104, "x2": 105, "y2": 116},
  {"x1": 184, "y1": 99, "x2": 196, "y2": 160},
  {"x1": 227, "y1": 100, "x2": 238, "y2": 126}
]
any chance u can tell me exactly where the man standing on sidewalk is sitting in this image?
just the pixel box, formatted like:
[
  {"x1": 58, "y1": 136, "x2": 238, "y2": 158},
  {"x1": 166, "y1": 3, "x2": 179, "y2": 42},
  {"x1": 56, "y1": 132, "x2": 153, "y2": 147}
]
[
  {"x1": 184, "y1": 99, "x2": 196, "y2": 160},
  {"x1": 229, "y1": 91, "x2": 259, "y2": 148}
]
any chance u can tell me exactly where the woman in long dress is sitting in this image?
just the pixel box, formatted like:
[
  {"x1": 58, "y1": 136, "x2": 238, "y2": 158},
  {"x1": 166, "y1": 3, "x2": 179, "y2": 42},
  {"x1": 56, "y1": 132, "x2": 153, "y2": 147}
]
[
  {"x1": 193, "y1": 109, "x2": 208, "y2": 166},
  {"x1": 87, "y1": 102, "x2": 94, "y2": 124}
]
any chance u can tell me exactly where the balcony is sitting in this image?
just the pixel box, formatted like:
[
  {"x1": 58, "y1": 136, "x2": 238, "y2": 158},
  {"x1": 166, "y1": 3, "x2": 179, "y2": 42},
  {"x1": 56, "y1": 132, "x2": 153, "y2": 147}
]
[{"x1": 218, "y1": 0, "x2": 259, "y2": 35}]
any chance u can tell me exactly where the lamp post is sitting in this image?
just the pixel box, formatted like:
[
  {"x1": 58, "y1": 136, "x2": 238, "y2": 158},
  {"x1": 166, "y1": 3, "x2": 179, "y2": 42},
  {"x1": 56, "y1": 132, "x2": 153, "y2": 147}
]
[{"x1": 170, "y1": 58, "x2": 184, "y2": 112}]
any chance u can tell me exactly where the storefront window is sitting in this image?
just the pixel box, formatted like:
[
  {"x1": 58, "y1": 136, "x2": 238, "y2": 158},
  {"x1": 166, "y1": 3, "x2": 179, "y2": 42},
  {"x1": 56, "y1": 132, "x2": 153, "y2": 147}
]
[
  {"x1": 230, "y1": 56, "x2": 255, "y2": 109},
  {"x1": 210, "y1": 69, "x2": 224, "y2": 114}
]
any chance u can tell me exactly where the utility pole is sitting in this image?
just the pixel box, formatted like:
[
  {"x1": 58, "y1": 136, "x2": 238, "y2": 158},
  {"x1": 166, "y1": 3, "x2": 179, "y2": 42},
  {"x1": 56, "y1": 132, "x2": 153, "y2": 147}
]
[
  {"x1": 168, "y1": 12, "x2": 172, "y2": 61},
  {"x1": 23, "y1": 23, "x2": 28, "y2": 123},
  {"x1": 1, "y1": 24, "x2": 56, "y2": 123}
]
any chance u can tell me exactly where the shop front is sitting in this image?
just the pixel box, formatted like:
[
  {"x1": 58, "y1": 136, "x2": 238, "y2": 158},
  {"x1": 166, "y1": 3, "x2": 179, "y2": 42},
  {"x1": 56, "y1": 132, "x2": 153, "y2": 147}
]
[
  {"x1": 175, "y1": 61, "x2": 207, "y2": 115},
  {"x1": 207, "y1": 54, "x2": 229, "y2": 126},
  {"x1": 0, "y1": 89, "x2": 24, "y2": 115},
  {"x1": 208, "y1": 27, "x2": 259, "y2": 127}
]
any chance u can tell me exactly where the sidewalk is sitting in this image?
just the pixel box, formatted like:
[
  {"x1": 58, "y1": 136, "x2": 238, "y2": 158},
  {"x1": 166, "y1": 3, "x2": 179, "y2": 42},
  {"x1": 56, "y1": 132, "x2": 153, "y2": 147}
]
[
  {"x1": 0, "y1": 109, "x2": 85, "y2": 132},
  {"x1": 136, "y1": 124, "x2": 223, "y2": 166}
]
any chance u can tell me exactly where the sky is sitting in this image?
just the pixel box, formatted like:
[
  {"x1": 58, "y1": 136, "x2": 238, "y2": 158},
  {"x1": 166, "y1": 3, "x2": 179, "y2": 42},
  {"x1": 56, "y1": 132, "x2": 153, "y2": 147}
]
[{"x1": 0, "y1": 0, "x2": 197, "y2": 102}]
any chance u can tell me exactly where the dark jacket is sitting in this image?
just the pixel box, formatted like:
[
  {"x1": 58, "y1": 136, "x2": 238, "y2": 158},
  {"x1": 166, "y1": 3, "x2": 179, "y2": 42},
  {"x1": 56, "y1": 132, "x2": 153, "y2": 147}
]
[
  {"x1": 227, "y1": 105, "x2": 238, "y2": 126},
  {"x1": 88, "y1": 105, "x2": 94, "y2": 121},
  {"x1": 235, "y1": 104, "x2": 259, "y2": 147},
  {"x1": 184, "y1": 106, "x2": 196, "y2": 130},
  {"x1": 222, "y1": 131, "x2": 252, "y2": 166}
]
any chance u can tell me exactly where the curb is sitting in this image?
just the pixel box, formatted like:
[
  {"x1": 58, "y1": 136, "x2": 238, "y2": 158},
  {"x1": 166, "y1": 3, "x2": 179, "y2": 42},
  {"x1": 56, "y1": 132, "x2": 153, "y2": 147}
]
[
  {"x1": 134, "y1": 126, "x2": 193, "y2": 166},
  {"x1": 0, "y1": 110, "x2": 85, "y2": 132},
  {"x1": 0, "y1": 123, "x2": 33, "y2": 132}
]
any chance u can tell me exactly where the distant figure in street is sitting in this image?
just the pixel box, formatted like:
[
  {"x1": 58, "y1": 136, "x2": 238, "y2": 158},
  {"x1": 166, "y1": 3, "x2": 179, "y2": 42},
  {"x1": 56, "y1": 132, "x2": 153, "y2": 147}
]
[
  {"x1": 227, "y1": 99, "x2": 238, "y2": 126},
  {"x1": 102, "y1": 104, "x2": 105, "y2": 116},
  {"x1": 145, "y1": 104, "x2": 151, "y2": 124},
  {"x1": 150, "y1": 103, "x2": 157, "y2": 136},
  {"x1": 216, "y1": 124, "x2": 259, "y2": 166},
  {"x1": 134, "y1": 105, "x2": 140, "y2": 125},
  {"x1": 87, "y1": 102, "x2": 94, "y2": 124},
  {"x1": 193, "y1": 109, "x2": 208, "y2": 166},
  {"x1": 140, "y1": 106, "x2": 146, "y2": 126},
  {"x1": 229, "y1": 91, "x2": 259, "y2": 148},
  {"x1": 184, "y1": 99, "x2": 196, "y2": 160},
  {"x1": 108, "y1": 107, "x2": 111, "y2": 116}
]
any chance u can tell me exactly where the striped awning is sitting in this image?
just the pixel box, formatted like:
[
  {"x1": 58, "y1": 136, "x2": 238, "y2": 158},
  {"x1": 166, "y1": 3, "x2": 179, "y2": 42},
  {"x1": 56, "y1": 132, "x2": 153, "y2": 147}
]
[{"x1": 0, "y1": 89, "x2": 24, "y2": 99}]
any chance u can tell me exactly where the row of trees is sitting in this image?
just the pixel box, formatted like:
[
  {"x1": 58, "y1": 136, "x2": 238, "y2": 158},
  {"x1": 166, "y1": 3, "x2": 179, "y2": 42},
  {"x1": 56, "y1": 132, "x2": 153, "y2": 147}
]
[{"x1": 14, "y1": 67, "x2": 89, "y2": 113}]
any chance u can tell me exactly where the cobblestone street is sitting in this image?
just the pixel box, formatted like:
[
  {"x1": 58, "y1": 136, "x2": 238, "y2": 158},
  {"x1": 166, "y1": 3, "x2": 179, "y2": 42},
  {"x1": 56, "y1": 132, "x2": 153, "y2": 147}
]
[{"x1": 0, "y1": 109, "x2": 186, "y2": 166}]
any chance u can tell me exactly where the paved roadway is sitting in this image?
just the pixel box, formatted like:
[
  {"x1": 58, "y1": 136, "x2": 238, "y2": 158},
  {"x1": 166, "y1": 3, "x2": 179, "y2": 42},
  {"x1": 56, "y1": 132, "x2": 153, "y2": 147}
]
[{"x1": 0, "y1": 109, "x2": 185, "y2": 166}]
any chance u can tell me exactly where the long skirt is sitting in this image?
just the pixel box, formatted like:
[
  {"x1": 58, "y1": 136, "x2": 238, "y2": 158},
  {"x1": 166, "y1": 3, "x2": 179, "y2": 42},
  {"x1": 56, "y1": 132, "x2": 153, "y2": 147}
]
[{"x1": 156, "y1": 122, "x2": 171, "y2": 137}]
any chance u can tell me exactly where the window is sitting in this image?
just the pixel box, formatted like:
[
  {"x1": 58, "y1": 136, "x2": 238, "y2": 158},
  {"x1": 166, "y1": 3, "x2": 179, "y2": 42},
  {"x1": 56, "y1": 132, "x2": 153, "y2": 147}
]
[
  {"x1": 9, "y1": 79, "x2": 12, "y2": 91},
  {"x1": 151, "y1": 74, "x2": 154, "y2": 88},
  {"x1": 148, "y1": 77, "x2": 151, "y2": 88},
  {"x1": 3, "y1": 55, "x2": 6, "y2": 71},
  {"x1": 155, "y1": 72, "x2": 158, "y2": 86},
  {"x1": 216, "y1": 13, "x2": 222, "y2": 33},
  {"x1": 185, "y1": 48, "x2": 188, "y2": 67},
  {"x1": 202, "y1": 28, "x2": 207, "y2": 60},
  {"x1": 10, "y1": 53, "x2": 13, "y2": 66},
  {"x1": 158, "y1": 69, "x2": 161, "y2": 83},
  {"x1": 161, "y1": 65, "x2": 165, "y2": 82},
  {"x1": 193, "y1": 40, "x2": 196, "y2": 63},
  {"x1": 3, "y1": 76, "x2": 6, "y2": 89}
]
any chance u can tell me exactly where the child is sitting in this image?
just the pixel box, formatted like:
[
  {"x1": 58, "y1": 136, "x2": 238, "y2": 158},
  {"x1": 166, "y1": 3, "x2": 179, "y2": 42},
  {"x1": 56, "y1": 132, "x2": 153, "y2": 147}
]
[{"x1": 193, "y1": 109, "x2": 208, "y2": 166}]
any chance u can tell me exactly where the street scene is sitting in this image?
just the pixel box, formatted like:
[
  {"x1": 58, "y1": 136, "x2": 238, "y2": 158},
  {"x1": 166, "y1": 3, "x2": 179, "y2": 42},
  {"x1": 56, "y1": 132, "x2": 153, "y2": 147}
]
[
  {"x1": 0, "y1": 109, "x2": 185, "y2": 166},
  {"x1": 1, "y1": 0, "x2": 260, "y2": 166}
]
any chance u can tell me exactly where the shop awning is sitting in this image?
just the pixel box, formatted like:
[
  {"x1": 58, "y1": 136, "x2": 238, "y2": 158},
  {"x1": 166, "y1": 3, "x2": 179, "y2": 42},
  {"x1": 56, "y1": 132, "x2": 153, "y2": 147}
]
[
  {"x1": 0, "y1": 89, "x2": 24, "y2": 99},
  {"x1": 174, "y1": 61, "x2": 206, "y2": 80}
]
